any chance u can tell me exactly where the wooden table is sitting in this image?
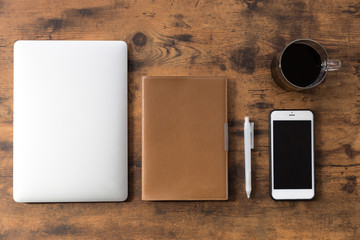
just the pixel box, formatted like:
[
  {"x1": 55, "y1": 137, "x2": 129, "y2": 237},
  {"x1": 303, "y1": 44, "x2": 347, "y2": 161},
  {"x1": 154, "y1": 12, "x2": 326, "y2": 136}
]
[{"x1": 0, "y1": 0, "x2": 359, "y2": 239}]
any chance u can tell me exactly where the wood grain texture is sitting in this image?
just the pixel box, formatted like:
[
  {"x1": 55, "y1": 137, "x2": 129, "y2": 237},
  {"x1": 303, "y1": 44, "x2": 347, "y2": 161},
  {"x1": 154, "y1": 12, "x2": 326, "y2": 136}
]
[{"x1": 0, "y1": 0, "x2": 359, "y2": 239}]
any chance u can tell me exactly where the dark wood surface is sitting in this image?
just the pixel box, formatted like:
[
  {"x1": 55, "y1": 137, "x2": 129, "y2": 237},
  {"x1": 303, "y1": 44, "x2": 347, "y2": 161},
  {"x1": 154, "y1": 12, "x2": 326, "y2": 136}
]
[{"x1": 0, "y1": 0, "x2": 359, "y2": 239}]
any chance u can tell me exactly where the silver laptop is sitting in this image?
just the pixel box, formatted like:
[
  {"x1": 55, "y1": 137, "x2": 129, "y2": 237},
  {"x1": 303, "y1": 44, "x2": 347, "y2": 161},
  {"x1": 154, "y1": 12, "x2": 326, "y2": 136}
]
[{"x1": 13, "y1": 41, "x2": 128, "y2": 202}]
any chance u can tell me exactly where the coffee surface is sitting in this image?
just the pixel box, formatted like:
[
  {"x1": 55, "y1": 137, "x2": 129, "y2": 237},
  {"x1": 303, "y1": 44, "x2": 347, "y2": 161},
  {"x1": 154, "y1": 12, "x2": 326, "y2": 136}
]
[{"x1": 281, "y1": 43, "x2": 322, "y2": 87}]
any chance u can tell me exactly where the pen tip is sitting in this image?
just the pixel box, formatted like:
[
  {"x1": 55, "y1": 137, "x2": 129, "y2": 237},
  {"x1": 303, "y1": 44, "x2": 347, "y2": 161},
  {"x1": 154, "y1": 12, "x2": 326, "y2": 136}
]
[{"x1": 246, "y1": 191, "x2": 251, "y2": 198}]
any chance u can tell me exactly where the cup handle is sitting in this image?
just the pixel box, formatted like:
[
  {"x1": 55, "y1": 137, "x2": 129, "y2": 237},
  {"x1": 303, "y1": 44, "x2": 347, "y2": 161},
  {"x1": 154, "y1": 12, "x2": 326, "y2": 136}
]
[{"x1": 327, "y1": 59, "x2": 342, "y2": 71}]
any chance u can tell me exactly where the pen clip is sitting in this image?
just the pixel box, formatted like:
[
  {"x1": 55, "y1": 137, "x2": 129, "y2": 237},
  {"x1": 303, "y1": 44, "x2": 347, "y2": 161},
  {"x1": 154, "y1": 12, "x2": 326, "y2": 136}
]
[{"x1": 250, "y1": 122, "x2": 254, "y2": 149}]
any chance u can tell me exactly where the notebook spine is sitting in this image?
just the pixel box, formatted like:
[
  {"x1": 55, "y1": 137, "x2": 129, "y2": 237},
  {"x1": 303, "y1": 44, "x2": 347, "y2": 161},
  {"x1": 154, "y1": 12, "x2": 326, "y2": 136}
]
[{"x1": 224, "y1": 123, "x2": 229, "y2": 151}]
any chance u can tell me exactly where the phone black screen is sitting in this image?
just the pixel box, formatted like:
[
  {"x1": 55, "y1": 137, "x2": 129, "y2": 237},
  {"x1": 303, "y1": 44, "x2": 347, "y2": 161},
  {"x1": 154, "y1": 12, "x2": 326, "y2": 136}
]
[{"x1": 273, "y1": 120, "x2": 312, "y2": 189}]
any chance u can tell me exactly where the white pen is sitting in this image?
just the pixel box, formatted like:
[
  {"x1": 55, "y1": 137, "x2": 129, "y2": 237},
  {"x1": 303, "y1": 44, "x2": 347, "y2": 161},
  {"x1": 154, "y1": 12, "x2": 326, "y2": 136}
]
[{"x1": 244, "y1": 117, "x2": 254, "y2": 199}]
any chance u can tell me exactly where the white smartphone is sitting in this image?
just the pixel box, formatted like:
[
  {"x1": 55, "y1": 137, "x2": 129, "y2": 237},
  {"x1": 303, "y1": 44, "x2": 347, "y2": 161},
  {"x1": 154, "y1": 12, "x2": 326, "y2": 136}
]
[{"x1": 270, "y1": 110, "x2": 315, "y2": 200}]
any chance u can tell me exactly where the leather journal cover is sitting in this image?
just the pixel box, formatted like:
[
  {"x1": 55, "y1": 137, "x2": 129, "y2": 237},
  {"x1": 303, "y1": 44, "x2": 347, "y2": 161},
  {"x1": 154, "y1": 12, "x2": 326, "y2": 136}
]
[{"x1": 142, "y1": 76, "x2": 228, "y2": 201}]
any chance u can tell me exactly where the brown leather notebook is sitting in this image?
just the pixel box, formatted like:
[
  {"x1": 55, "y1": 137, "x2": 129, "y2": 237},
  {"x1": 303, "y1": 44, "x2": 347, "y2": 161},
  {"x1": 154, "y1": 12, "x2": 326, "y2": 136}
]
[{"x1": 142, "y1": 76, "x2": 228, "y2": 201}]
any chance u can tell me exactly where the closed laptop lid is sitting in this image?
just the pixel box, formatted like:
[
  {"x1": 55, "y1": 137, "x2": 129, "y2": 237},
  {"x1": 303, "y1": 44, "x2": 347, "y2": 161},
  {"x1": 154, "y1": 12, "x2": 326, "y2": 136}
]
[{"x1": 13, "y1": 41, "x2": 128, "y2": 202}]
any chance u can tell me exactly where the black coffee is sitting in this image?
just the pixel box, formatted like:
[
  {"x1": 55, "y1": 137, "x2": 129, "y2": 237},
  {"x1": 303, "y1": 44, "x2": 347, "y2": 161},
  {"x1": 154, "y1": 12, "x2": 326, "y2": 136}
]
[{"x1": 281, "y1": 43, "x2": 322, "y2": 87}]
